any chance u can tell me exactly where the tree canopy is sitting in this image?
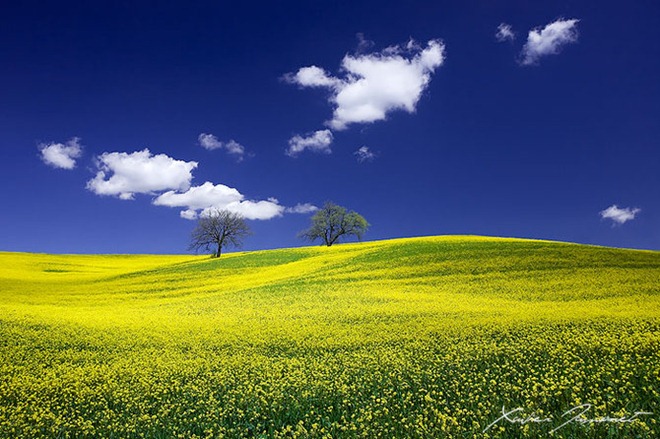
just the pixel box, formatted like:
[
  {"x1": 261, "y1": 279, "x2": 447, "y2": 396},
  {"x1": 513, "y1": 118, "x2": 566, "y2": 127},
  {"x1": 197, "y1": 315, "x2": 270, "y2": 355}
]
[
  {"x1": 188, "y1": 209, "x2": 250, "y2": 258},
  {"x1": 299, "y1": 202, "x2": 369, "y2": 246}
]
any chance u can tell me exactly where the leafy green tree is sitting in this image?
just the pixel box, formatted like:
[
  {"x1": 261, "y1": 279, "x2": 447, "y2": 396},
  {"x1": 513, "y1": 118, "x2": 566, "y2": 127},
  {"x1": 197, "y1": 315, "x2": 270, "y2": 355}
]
[
  {"x1": 189, "y1": 209, "x2": 250, "y2": 258},
  {"x1": 299, "y1": 202, "x2": 369, "y2": 246}
]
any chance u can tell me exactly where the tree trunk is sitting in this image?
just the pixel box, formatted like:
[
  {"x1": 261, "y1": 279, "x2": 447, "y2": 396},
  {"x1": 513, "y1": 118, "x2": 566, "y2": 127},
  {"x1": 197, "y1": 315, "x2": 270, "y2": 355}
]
[{"x1": 214, "y1": 236, "x2": 225, "y2": 258}]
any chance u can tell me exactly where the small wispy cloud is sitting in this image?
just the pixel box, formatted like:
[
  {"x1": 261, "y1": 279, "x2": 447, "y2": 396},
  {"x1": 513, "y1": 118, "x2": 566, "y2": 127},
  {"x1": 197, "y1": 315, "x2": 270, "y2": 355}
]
[
  {"x1": 355, "y1": 32, "x2": 375, "y2": 53},
  {"x1": 354, "y1": 146, "x2": 376, "y2": 163},
  {"x1": 286, "y1": 203, "x2": 318, "y2": 214},
  {"x1": 520, "y1": 18, "x2": 580, "y2": 65},
  {"x1": 495, "y1": 23, "x2": 515, "y2": 42},
  {"x1": 198, "y1": 133, "x2": 246, "y2": 161},
  {"x1": 600, "y1": 204, "x2": 641, "y2": 225},
  {"x1": 39, "y1": 137, "x2": 83, "y2": 170},
  {"x1": 286, "y1": 130, "x2": 333, "y2": 157}
]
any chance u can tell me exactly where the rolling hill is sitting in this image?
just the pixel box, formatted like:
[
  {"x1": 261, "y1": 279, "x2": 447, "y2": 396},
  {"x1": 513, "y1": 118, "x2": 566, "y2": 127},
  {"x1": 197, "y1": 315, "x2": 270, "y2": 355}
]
[{"x1": 1, "y1": 236, "x2": 658, "y2": 438}]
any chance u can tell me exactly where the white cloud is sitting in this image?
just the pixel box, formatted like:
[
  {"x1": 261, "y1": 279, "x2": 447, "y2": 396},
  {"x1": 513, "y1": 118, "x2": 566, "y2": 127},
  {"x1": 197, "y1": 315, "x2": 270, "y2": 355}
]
[
  {"x1": 217, "y1": 199, "x2": 284, "y2": 221},
  {"x1": 198, "y1": 133, "x2": 246, "y2": 160},
  {"x1": 86, "y1": 149, "x2": 197, "y2": 200},
  {"x1": 39, "y1": 137, "x2": 83, "y2": 169},
  {"x1": 286, "y1": 38, "x2": 445, "y2": 130},
  {"x1": 289, "y1": 66, "x2": 340, "y2": 88},
  {"x1": 198, "y1": 133, "x2": 223, "y2": 150},
  {"x1": 83, "y1": 147, "x2": 307, "y2": 221},
  {"x1": 496, "y1": 23, "x2": 515, "y2": 42},
  {"x1": 520, "y1": 18, "x2": 579, "y2": 65},
  {"x1": 180, "y1": 209, "x2": 198, "y2": 220},
  {"x1": 354, "y1": 146, "x2": 376, "y2": 163},
  {"x1": 286, "y1": 203, "x2": 319, "y2": 214},
  {"x1": 286, "y1": 130, "x2": 333, "y2": 157},
  {"x1": 224, "y1": 140, "x2": 245, "y2": 157},
  {"x1": 600, "y1": 205, "x2": 641, "y2": 225},
  {"x1": 154, "y1": 181, "x2": 243, "y2": 209},
  {"x1": 154, "y1": 181, "x2": 286, "y2": 220}
]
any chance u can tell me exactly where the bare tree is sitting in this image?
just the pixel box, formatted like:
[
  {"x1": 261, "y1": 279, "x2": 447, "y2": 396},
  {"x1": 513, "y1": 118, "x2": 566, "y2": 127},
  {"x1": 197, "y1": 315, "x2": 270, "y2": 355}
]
[
  {"x1": 189, "y1": 209, "x2": 251, "y2": 258},
  {"x1": 299, "y1": 202, "x2": 369, "y2": 246}
]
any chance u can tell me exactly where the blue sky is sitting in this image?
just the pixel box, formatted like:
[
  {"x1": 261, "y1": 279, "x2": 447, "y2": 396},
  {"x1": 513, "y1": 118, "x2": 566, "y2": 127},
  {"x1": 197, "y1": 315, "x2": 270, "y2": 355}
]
[{"x1": 1, "y1": 1, "x2": 658, "y2": 254}]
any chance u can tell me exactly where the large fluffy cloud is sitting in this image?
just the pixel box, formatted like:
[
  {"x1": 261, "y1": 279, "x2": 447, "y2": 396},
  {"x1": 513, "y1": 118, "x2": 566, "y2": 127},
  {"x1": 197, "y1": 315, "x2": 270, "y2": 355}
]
[
  {"x1": 286, "y1": 39, "x2": 445, "y2": 130},
  {"x1": 221, "y1": 200, "x2": 285, "y2": 220},
  {"x1": 153, "y1": 181, "x2": 242, "y2": 209},
  {"x1": 86, "y1": 149, "x2": 197, "y2": 200},
  {"x1": 286, "y1": 130, "x2": 333, "y2": 157},
  {"x1": 153, "y1": 181, "x2": 286, "y2": 220},
  {"x1": 600, "y1": 205, "x2": 641, "y2": 225},
  {"x1": 39, "y1": 137, "x2": 83, "y2": 169},
  {"x1": 520, "y1": 18, "x2": 579, "y2": 65}
]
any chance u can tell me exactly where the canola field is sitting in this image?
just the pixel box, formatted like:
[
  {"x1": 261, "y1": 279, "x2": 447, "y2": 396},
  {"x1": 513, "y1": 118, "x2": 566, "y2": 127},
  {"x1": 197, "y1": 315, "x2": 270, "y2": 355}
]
[{"x1": 0, "y1": 236, "x2": 659, "y2": 438}]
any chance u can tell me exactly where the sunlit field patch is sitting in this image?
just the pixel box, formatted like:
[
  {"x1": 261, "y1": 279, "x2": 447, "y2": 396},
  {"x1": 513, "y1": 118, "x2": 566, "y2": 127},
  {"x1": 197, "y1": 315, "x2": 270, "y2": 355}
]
[{"x1": 1, "y1": 236, "x2": 658, "y2": 438}]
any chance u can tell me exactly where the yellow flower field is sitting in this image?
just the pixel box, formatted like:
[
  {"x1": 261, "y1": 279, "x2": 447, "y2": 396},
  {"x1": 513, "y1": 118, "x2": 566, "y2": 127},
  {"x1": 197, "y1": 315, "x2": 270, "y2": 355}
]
[{"x1": 0, "y1": 236, "x2": 658, "y2": 438}]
